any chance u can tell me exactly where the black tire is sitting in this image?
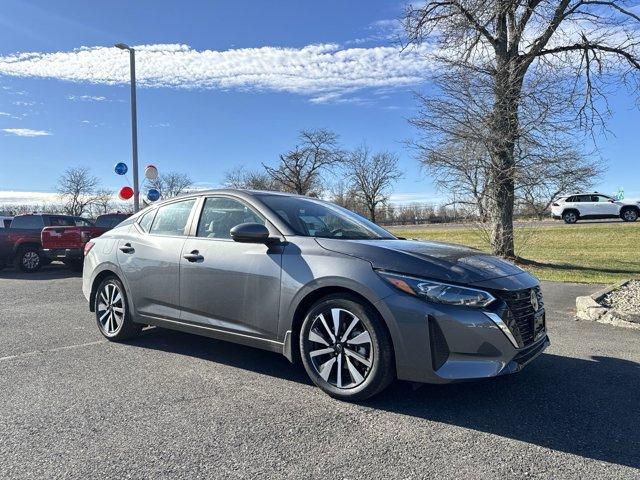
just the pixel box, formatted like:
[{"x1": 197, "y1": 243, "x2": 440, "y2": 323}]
[
  {"x1": 15, "y1": 246, "x2": 43, "y2": 273},
  {"x1": 620, "y1": 207, "x2": 638, "y2": 222},
  {"x1": 299, "y1": 294, "x2": 395, "y2": 401},
  {"x1": 562, "y1": 210, "x2": 578, "y2": 224},
  {"x1": 94, "y1": 276, "x2": 141, "y2": 341}
]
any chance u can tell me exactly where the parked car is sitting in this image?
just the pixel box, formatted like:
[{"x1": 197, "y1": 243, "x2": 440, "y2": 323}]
[
  {"x1": 0, "y1": 216, "x2": 13, "y2": 228},
  {"x1": 83, "y1": 190, "x2": 548, "y2": 401},
  {"x1": 41, "y1": 213, "x2": 130, "y2": 271},
  {"x1": 551, "y1": 192, "x2": 640, "y2": 224},
  {"x1": 0, "y1": 214, "x2": 91, "y2": 272}
]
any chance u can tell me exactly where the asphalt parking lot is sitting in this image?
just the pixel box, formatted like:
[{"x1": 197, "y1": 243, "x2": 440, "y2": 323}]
[{"x1": 1, "y1": 266, "x2": 639, "y2": 479}]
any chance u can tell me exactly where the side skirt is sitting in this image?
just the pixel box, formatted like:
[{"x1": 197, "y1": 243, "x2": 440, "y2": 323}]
[{"x1": 139, "y1": 314, "x2": 285, "y2": 355}]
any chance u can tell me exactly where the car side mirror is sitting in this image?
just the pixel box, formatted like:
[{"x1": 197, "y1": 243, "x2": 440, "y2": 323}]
[{"x1": 230, "y1": 223, "x2": 272, "y2": 244}]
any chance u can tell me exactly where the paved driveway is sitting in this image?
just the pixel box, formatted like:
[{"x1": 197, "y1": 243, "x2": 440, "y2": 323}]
[{"x1": 1, "y1": 267, "x2": 639, "y2": 479}]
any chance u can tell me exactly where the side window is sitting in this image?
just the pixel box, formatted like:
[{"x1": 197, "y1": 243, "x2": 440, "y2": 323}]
[
  {"x1": 576, "y1": 195, "x2": 592, "y2": 202},
  {"x1": 594, "y1": 195, "x2": 611, "y2": 203},
  {"x1": 137, "y1": 209, "x2": 156, "y2": 232},
  {"x1": 196, "y1": 197, "x2": 265, "y2": 239},
  {"x1": 149, "y1": 199, "x2": 196, "y2": 236},
  {"x1": 11, "y1": 216, "x2": 44, "y2": 229},
  {"x1": 565, "y1": 196, "x2": 576, "y2": 203}
]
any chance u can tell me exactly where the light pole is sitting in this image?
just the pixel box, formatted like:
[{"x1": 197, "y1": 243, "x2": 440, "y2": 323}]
[{"x1": 115, "y1": 43, "x2": 140, "y2": 212}]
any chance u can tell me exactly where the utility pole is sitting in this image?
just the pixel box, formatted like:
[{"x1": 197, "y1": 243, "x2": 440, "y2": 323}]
[{"x1": 115, "y1": 43, "x2": 140, "y2": 212}]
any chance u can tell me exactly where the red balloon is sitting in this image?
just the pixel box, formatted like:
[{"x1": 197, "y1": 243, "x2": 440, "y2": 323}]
[{"x1": 119, "y1": 186, "x2": 134, "y2": 200}]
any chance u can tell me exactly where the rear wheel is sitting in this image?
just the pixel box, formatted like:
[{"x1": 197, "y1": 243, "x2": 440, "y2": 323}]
[
  {"x1": 562, "y1": 210, "x2": 578, "y2": 224},
  {"x1": 94, "y1": 276, "x2": 141, "y2": 341},
  {"x1": 621, "y1": 207, "x2": 638, "y2": 222},
  {"x1": 16, "y1": 247, "x2": 42, "y2": 273},
  {"x1": 300, "y1": 294, "x2": 395, "y2": 401}
]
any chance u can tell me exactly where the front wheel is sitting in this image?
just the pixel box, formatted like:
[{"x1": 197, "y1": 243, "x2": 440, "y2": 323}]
[
  {"x1": 94, "y1": 276, "x2": 141, "y2": 341},
  {"x1": 621, "y1": 208, "x2": 638, "y2": 222},
  {"x1": 300, "y1": 294, "x2": 395, "y2": 401},
  {"x1": 16, "y1": 247, "x2": 43, "y2": 273}
]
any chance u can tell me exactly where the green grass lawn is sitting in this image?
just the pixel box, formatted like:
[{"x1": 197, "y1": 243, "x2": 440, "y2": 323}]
[{"x1": 389, "y1": 222, "x2": 640, "y2": 284}]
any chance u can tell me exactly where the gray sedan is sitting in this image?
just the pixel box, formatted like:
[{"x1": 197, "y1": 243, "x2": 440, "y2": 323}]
[{"x1": 82, "y1": 190, "x2": 549, "y2": 400}]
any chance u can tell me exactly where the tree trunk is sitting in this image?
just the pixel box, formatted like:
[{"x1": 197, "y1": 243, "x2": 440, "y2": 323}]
[
  {"x1": 487, "y1": 60, "x2": 520, "y2": 258},
  {"x1": 369, "y1": 205, "x2": 376, "y2": 224}
]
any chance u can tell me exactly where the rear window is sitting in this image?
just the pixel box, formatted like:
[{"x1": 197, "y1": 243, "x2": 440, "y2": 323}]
[
  {"x1": 149, "y1": 199, "x2": 196, "y2": 236},
  {"x1": 95, "y1": 215, "x2": 127, "y2": 228},
  {"x1": 48, "y1": 216, "x2": 78, "y2": 227},
  {"x1": 10, "y1": 216, "x2": 45, "y2": 229}
]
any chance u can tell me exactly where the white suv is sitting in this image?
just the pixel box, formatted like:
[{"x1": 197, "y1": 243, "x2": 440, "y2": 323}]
[{"x1": 551, "y1": 193, "x2": 640, "y2": 224}]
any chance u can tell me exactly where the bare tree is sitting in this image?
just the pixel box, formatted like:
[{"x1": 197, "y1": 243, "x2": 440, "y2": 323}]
[
  {"x1": 148, "y1": 171, "x2": 193, "y2": 199},
  {"x1": 91, "y1": 189, "x2": 115, "y2": 216},
  {"x1": 222, "y1": 166, "x2": 281, "y2": 191},
  {"x1": 263, "y1": 129, "x2": 345, "y2": 196},
  {"x1": 404, "y1": 0, "x2": 640, "y2": 257},
  {"x1": 56, "y1": 167, "x2": 100, "y2": 216},
  {"x1": 345, "y1": 145, "x2": 403, "y2": 223}
]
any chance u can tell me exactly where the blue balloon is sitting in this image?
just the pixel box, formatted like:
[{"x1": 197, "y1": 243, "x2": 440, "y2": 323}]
[
  {"x1": 147, "y1": 188, "x2": 160, "y2": 202},
  {"x1": 114, "y1": 162, "x2": 128, "y2": 175}
]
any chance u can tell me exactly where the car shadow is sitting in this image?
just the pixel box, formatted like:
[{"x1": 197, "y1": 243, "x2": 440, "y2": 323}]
[
  {"x1": 128, "y1": 328, "x2": 639, "y2": 469},
  {"x1": 0, "y1": 264, "x2": 81, "y2": 280}
]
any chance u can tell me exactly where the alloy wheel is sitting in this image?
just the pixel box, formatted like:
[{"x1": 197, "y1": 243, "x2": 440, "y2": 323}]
[
  {"x1": 22, "y1": 251, "x2": 40, "y2": 270},
  {"x1": 623, "y1": 209, "x2": 638, "y2": 221},
  {"x1": 97, "y1": 283, "x2": 125, "y2": 336},
  {"x1": 307, "y1": 308, "x2": 374, "y2": 389}
]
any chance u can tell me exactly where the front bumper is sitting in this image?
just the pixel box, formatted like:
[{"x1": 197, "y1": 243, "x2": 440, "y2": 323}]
[{"x1": 375, "y1": 288, "x2": 549, "y2": 384}]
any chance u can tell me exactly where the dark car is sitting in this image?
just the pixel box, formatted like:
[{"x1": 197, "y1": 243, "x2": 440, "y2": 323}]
[
  {"x1": 0, "y1": 214, "x2": 91, "y2": 272},
  {"x1": 82, "y1": 190, "x2": 549, "y2": 401}
]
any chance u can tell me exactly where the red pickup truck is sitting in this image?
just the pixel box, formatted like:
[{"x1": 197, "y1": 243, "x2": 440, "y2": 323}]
[
  {"x1": 0, "y1": 214, "x2": 92, "y2": 272},
  {"x1": 41, "y1": 213, "x2": 130, "y2": 270}
]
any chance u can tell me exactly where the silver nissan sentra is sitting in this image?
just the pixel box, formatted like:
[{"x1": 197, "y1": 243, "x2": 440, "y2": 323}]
[{"x1": 83, "y1": 189, "x2": 549, "y2": 400}]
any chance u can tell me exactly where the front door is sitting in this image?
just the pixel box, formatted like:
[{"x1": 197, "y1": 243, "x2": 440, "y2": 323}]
[
  {"x1": 179, "y1": 196, "x2": 283, "y2": 339},
  {"x1": 590, "y1": 195, "x2": 619, "y2": 217},
  {"x1": 117, "y1": 198, "x2": 197, "y2": 320}
]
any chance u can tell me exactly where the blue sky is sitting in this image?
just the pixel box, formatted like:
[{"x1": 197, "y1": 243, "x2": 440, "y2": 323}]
[{"x1": 0, "y1": 0, "x2": 639, "y2": 205}]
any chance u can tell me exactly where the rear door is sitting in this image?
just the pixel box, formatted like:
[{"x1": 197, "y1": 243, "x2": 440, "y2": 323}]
[
  {"x1": 179, "y1": 195, "x2": 283, "y2": 339},
  {"x1": 117, "y1": 198, "x2": 197, "y2": 320}
]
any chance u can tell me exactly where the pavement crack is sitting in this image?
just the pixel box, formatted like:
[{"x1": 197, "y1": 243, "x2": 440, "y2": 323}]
[{"x1": 0, "y1": 340, "x2": 106, "y2": 362}]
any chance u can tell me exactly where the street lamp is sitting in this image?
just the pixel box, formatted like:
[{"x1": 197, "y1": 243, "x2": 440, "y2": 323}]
[{"x1": 115, "y1": 43, "x2": 140, "y2": 212}]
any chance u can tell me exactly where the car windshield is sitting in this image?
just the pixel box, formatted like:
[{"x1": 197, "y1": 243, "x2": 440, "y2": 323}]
[{"x1": 257, "y1": 194, "x2": 395, "y2": 240}]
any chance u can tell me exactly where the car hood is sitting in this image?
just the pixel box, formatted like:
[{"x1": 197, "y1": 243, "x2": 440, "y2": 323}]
[{"x1": 315, "y1": 238, "x2": 527, "y2": 284}]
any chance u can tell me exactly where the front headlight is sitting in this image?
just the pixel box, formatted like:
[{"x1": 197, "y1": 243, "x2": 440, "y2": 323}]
[{"x1": 377, "y1": 271, "x2": 495, "y2": 308}]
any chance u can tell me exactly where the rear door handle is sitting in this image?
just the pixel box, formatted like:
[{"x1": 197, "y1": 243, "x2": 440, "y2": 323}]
[
  {"x1": 183, "y1": 250, "x2": 204, "y2": 262},
  {"x1": 119, "y1": 243, "x2": 134, "y2": 254}
]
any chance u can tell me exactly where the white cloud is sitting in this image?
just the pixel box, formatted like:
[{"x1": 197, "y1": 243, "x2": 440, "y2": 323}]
[
  {"x1": 0, "y1": 111, "x2": 11, "y2": 116},
  {"x1": 0, "y1": 43, "x2": 433, "y2": 101},
  {"x1": 0, "y1": 190, "x2": 58, "y2": 205},
  {"x1": 3, "y1": 128, "x2": 51, "y2": 137},
  {"x1": 67, "y1": 94, "x2": 107, "y2": 101}
]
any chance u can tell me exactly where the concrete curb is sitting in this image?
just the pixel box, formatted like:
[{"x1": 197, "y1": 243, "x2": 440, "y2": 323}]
[{"x1": 576, "y1": 280, "x2": 640, "y2": 329}]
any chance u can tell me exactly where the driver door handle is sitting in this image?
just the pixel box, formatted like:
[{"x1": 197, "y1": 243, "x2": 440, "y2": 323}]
[
  {"x1": 119, "y1": 243, "x2": 134, "y2": 254},
  {"x1": 183, "y1": 250, "x2": 204, "y2": 262}
]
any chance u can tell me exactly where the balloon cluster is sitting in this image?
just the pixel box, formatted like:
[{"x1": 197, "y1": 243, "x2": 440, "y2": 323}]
[{"x1": 114, "y1": 162, "x2": 162, "y2": 202}]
